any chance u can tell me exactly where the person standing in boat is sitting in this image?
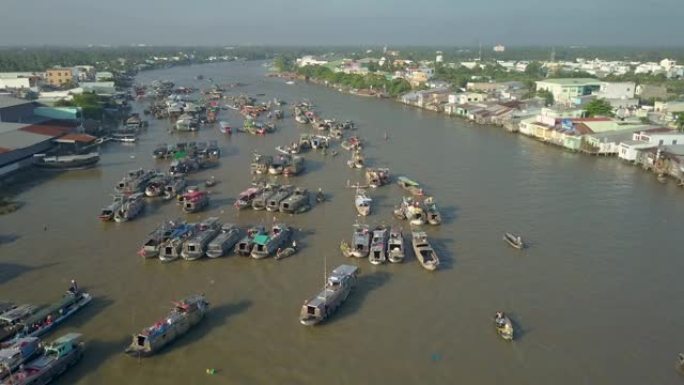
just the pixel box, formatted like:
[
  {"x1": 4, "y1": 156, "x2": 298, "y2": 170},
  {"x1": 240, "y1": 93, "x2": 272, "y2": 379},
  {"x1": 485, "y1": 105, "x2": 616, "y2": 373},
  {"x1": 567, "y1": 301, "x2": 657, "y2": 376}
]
[{"x1": 68, "y1": 279, "x2": 79, "y2": 294}]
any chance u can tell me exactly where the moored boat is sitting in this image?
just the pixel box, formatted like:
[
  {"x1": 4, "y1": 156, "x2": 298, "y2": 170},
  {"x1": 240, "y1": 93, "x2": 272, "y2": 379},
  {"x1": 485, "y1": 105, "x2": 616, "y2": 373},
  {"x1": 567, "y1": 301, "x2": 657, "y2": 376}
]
[
  {"x1": 503, "y1": 233, "x2": 524, "y2": 249},
  {"x1": 347, "y1": 150, "x2": 365, "y2": 169},
  {"x1": 250, "y1": 223, "x2": 292, "y2": 259},
  {"x1": 139, "y1": 219, "x2": 184, "y2": 258},
  {"x1": 218, "y1": 121, "x2": 232, "y2": 134},
  {"x1": 354, "y1": 189, "x2": 372, "y2": 216},
  {"x1": 206, "y1": 224, "x2": 242, "y2": 258},
  {"x1": 0, "y1": 337, "x2": 41, "y2": 379},
  {"x1": 369, "y1": 227, "x2": 388, "y2": 265},
  {"x1": 159, "y1": 224, "x2": 196, "y2": 262},
  {"x1": 125, "y1": 295, "x2": 209, "y2": 357},
  {"x1": 114, "y1": 193, "x2": 145, "y2": 223},
  {"x1": 366, "y1": 168, "x2": 390, "y2": 188},
  {"x1": 411, "y1": 231, "x2": 439, "y2": 271},
  {"x1": 299, "y1": 265, "x2": 359, "y2": 326},
  {"x1": 279, "y1": 188, "x2": 310, "y2": 214},
  {"x1": 14, "y1": 288, "x2": 92, "y2": 339},
  {"x1": 424, "y1": 197, "x2": 442, "y2": 225},
  {"x1": 0, "y1": 305, "x2": 39, "y2": 343},
  {"x1": 266, "y1": 185, "x2": 294, "y2": 212},
  {"x1": 397, "y1": 176, "x2": 424, "y2": 196},
  {"x1": 1, "y1": 333, "x2": 84, "y2": 385},
  {"x1": 394, "y1": 197, "x2": 426, "y2": 226},
  {"x1": 283, "y1": 156, "x2": 304, "y2": 176},
  {"x1": 33, "y1": 152, "x2": 100, "y2": 170},
  {"x1": 181, "y1": 217, "x2": 221, "y2": 261},
  {"x1": 252, "y1": 184, "x2": 278, "y2": 211},
  {"x1": 387, "y1": 227, "x2": 405, "y2": 263},
  {"x1": 98, "y1": 195, "x2": 124, "y2": 221},
  {"x1": 351, "y1": 224, "x2": 371, "y2": 258},
  {"x1": 234, "y1": 186, "x2": 262, "y2": 210},
  {"x1": 234, "y1": 225, "x2": 266, "y2": 256},
  {"x1": 182, "y1": 191, "x2": 209, "y2": 213}
]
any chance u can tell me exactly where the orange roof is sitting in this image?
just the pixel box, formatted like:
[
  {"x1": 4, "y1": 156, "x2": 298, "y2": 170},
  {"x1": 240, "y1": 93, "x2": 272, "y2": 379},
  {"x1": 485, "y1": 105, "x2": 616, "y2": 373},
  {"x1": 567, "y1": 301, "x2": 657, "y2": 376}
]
[
  {"x1": 19, "y1": 124, "x2": 68, "y2": 137},
  {"x1": 58, "y1": 133, "x2": 97, "y2": 143}
]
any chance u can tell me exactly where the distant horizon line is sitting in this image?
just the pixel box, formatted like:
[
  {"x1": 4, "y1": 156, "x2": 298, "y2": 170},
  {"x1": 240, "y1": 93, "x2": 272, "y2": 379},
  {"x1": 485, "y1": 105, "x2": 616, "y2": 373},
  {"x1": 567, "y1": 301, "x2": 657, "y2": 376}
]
[{"x1": 1, "y1": 44, "x2": 684, "y2": 50}]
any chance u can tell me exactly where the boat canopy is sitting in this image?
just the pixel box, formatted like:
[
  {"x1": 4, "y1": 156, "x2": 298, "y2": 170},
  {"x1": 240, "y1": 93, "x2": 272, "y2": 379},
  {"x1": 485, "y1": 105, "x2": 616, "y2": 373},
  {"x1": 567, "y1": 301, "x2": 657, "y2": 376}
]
[
  {"x1": 398, "y1": 176, "x2": 419, "y2": 186},
  {"x1": 253, "y1": 234, "x2": 270, "y2": 246}
]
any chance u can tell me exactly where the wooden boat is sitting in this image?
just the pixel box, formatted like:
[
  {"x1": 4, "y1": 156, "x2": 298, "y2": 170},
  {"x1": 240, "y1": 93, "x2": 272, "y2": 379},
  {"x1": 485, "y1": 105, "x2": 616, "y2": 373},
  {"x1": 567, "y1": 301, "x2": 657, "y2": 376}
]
[
  {"x1": 152, "y1": 143, "x2": 169, "y2": 159},
  {"x1": 235, "y1": 225, "x2": 266, "y2": 256},
  {"x1": 159, "y1": 224, "x2": 195, "y2": 262},
  {"x1": 163, "y1": 177, "x2": 186, "y2": 201},
  {"x1": 283, "y1": 156, "x2": 304, "y2": 176},
  {"x1": 125, "y1": 295, "x2": 209, "y2": 357},
  {"x1": 0, "y1": 337, "x2": 41, "y2": 379},
  {"x1": 366, "y1": 168, "x2": 390, "y2": 188},
  {"x1": 300, "y1": 265, "x2": 359, "y2": 326},
  {"x1": 250, "y1": 153, "x2": 273, "y2": 175},
  {"x1": 387, "y1": 227, "x2": 405, "y2": 263},
  {"x1": 145, "y1": 174, "x2": 171, "y2": 197},
  {"x1": 218, "y1": 121, "x2": 232, "y2": 134},
  {"x1": 411, "y1": 231, "x2": 439, "y2": 271},
  {"x1": 268, "y1": 155, "x2": 286, "y2": 175},
  {"x1": 275, "y1": 247, "x2": 296, "y2": 261},
  {"x1": 0, "y1": 305, "x2": 39, "y2": 343},
  {"x1": 139, "y1": 219, "x2": 185, "y2": 258},
  {"x1": 311, "y1": 135, "x2": 329, "y2": 150},
  {"x1": 234, "y1": 186, "x2": 262, "y2": 210},
  {"x1": 341, "y1": 136, "x2": 362, "y2": 151},
  {"x1": 351, "y1": 224, "x2": 371, "y2": 258},
  {"x1": 424, "y1": 197, "x2": 442, "y2": 225},
  {"x1": 251, "y1": 224, "x2": 292, "y2": 259},
  {"x1": 279, "y1": 188, "x2": 310, "y2": 214},
  {"x1": 116, "y1": 169, "x2": 156, "y2": 195},
  {"x1": 347, "y1": 150, "x2": 365, "y2": 169},
  {"x1": 503, "y1": 233, "x2": 524, "y2": 249},
  {"x1": 252, "y1": 184, "x2": 279, "y2": 210},
  {"x1": 294, "y1": 114, "x2": 309, "y2": 124},
  {"x1": 394, "y1": 197, "x2": 425, "y2": 226},
  {"x1": 204, "y1": 176, "x2": 217, "y2": 188},
  {"x1": 206, "y1": 224, "x2": 242, "y2": 258},
  {"x1": 369, "y1": 227, "x2": 388, "y2": 265},
  {"x1": 114, "y1": 193, "x2": 145, "y2": 223},
  {"x1": 181, "y1": 217, "x2": 221, "y2": 261},
  {"x1": 98, "y1": 195, "x2": 124, "y2": 221},
  {"x1": 266, "y1": 185, "x2": 294, "y2": 212},
  {"x1": 14, "y1": 290, "x2": 92, "y2": 339},
  {"x1": 494, "y1": 312, "x2": 514, "y2": 341},
  {"x1": 397, "y1": 176, "x2": 424, "y2": 196},
  {"x1": 182, "y1": 191, "x2": 209, "y2": 213},
  {"x1": 33, "y1": 152, "x2": 100, "y2": 170},
  {"x1": 354, "y1": 189, "x2": 372, "y2": 216},
  {"x1": 1, "y1": 333, "x2": 84, "y2": 385},
  {"x1": 316, "y1": 189, "x2": 325, "y2": 203}
]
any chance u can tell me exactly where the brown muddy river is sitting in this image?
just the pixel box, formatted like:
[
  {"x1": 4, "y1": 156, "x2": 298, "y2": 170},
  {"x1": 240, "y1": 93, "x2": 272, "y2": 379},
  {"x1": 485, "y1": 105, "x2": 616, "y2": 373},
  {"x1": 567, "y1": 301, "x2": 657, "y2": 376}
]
[{"x1": 2, "y1": 60, "x2": 684, "y2": 384}]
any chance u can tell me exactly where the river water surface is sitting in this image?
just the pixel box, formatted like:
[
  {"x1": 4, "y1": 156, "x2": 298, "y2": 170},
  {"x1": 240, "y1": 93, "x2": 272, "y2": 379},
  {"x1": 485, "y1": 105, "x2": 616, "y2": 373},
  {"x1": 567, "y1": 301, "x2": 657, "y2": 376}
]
[{"x1": 2, "y1": 61, "x2": 684, "y2": 385}]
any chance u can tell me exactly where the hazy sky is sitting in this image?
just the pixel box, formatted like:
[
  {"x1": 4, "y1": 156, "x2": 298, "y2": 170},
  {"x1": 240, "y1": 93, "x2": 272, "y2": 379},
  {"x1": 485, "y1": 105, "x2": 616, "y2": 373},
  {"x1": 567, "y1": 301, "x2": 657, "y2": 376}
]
[{"x1": 1, "y1": 0, "x2": 682, "y2": 46}]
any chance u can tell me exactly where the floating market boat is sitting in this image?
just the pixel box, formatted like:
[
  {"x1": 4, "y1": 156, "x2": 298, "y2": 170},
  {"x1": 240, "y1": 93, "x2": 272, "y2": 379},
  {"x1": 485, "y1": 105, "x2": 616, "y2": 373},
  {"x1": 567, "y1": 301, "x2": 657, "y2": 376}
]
[
  {"x1": 275, "y1": 246, "x2": 296, "y2": 260},
  {"x1": 145, "y1": 174, "x2": 171, "y2": 197},
  {"x1": 163, "y1": 177, "x2": 186, "y2": 201},
  {"x1": 181, "y1": 217, "x2": 221, "y2": 261},
  {"x1": 0, "y1": 305, "x2": 38, "y2": 343},
  {"x1": 310, "y1": 135, "x2": 329, "y2": 150},
  {"x1": 340, "y1": 241, "x2": 352, "y2": 258},
  {"x1": 139, "y1": 219, "x2": 185, "y2": 258},
  {"x1": 159, "y1": 224, "x2": 196, "y2": 262},
  {"x1": 347, "y1": 150, "x2": 365, "y2": 169},
  {"x1": 341, "y1": 136, "x2": 362, "y2": 151},
  {"x1": 387, "y1": 227, "x2": 405, "y2": 263},
  {"x1": 116, "y1": 169, "x2": 156, "y2": 195},
  {"x1": 218, "y1": 121, "x2": 232, "y2": 134},
  {"x1": 182, "y1": 191, "x2": 209, "y2": 213},
  {"x1": 206, "y1": 224, "x2": 242, "y2": 258},
  {"x1": 351, "y1": 224, "x2": 371, "y2": 258},
  {"x1": 299, "y1": 265, "x2": 359, "y2": 326},
  {"x1": 366, "y1": 168, "x2": 391, "y2": 188},
  {"x1": 33, "y1": 152, "x2": 100, "y2": 170},
  {"x1": 252, "y1": 184, "x2": 278, "y2": 211},
  {"x1": 14, "y1": 289, "x2": 92, "y2": 339},
  {"x1": 98, "y1": 195, "x2": 124, "y2": 221},
  {"x1": 251, "y1": 224, "x2": 292, "y2": 259},
  {"x1": 283, "y1": 156, "x2": 304, "y2": 176},
  {"x1": 0, "y1": 337, "x2": 41, "y2": 379},
  {"x1": 369, "y1": 227, "x2": 388, "y2": 265},
  {"x1": 294, "y1": 114, "x2": 309, "y2": 124},
  {"x1": 152, "y1": 143, "x2": 169, "y2": 159},
  {"x1": 268, "y1": 155, "x2": 286, "y2": 175},
  {"x1": 175, "y1": 114, "x2": 198, "y2": 132},
  {"x1": 234, "y1": 186, "x2": 262, "y2": 210},
  {"x1": 354, "y1": 189, "x2": 372, "y2": 216},
  {"x1": 204, "y1": 176, "x2": 217, "y2": 188},
  {"x1": 266, "y1": 185, "x2": 294, "y2": 212},
  {"x1": 411, "y1": 232, "x2": 439, "y2": 271},
  {"x1": 503, "y1": 233, "x2": 524, "y2": 249},
  {"x1": 114, "y1": 193, "x2": 145, "y2": 223},
  {"x1": 280, "y1": 188, "x2": 310, "y2": 214},
  {"x1": 394, "y1": 197, "x2": 426, "y2": 226},
  {"x1": 125, "y1": 295, "x2": 209, "y2": 357},
  {"x1": 235, "y1": 225, "x2": 266, "y2": 256},
  {"x1": 1, "y1": 333, "x2": 84, "y2": 385},
  {"x1": 250, "y1": 153, "x2": 273, "y2": 175},
  {"x1": 424, "y1": 197, "x2": 442, "y2": 225},
  {"x1": 494, "y1": 312, "x2": 514, "y2": 341},
  {"x1": 397, "y1": 176, "x2": 424, "y2": 196}
]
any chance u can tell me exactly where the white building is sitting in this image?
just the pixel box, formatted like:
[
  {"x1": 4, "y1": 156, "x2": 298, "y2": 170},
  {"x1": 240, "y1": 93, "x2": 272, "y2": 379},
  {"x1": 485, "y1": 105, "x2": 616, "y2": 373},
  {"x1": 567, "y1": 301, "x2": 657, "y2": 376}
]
[
  {"x1": 617, "y1": 128, "x2": 684, "y2": 161},
  {"x1": 0, "y1": 78, "x2": 33, "y2": 90},
  {"x1": 535, "y1": 78, "x2": 602, "y2": 104},
  {"x1": 597, "y1": 82, "x2": 636, "y2": 99},
  {"x1": 296, "y1": 56, "x2": 329, "y2": 67},
  {"x1": 493, "y1": 45, "x2": 505, "y2": 53}
]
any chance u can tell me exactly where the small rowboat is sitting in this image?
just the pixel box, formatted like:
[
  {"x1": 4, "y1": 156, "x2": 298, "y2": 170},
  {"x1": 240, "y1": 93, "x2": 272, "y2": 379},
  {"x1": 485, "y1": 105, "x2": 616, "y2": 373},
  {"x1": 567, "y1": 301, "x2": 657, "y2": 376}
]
[
  {"x1": 503, "y1": 232, "x2": 524, "y2": 249},
  {"x1": 494, "y1": 312, "x2": 515, "y2": 341},
  {"x1": 275, "y1": 247, "x2": 296, "y2": 260}
]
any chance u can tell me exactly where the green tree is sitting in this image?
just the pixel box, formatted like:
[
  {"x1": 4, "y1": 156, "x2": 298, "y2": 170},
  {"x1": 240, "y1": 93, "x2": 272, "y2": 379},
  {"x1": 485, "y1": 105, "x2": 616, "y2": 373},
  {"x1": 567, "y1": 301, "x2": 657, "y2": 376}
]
[
  {"x1": 536, "y1": 89, "x2": 554, "y2": 106},
  {"x1": 585, "y1": 98, "x2": 614, "y2": 117},
  {"x1": 524, "y1": 61, "x2": 544, "y2": 78},
  {"x1": 674, "y1": 112, "x2": 684, "y2": 132}
]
